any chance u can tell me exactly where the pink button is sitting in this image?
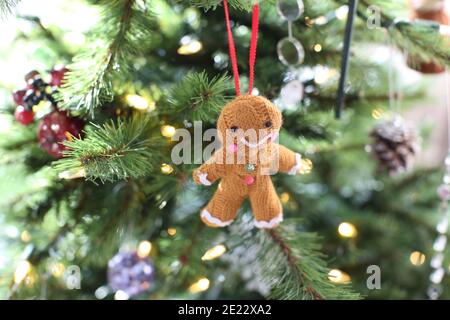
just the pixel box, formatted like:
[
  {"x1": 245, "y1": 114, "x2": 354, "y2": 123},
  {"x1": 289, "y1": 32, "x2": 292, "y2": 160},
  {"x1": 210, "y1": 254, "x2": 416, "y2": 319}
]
[
  {"x1": 228, "y1": 143, "x2": 238, "y2": 153},
  {"x1": 244, "y1": 175, "x2": 255, "y2": 185}
]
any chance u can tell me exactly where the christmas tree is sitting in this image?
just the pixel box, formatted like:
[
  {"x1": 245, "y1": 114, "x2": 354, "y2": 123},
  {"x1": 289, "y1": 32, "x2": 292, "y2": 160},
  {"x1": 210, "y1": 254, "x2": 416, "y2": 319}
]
[{"x1": 0, "y1": 0, "x2": 449, "y2": 300}]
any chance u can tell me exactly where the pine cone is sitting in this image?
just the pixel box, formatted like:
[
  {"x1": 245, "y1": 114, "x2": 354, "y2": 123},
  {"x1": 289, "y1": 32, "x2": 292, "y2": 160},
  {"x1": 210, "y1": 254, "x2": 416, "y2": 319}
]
[{"x1": 370, "y1": 117, "x2": 418, "y2": 175}]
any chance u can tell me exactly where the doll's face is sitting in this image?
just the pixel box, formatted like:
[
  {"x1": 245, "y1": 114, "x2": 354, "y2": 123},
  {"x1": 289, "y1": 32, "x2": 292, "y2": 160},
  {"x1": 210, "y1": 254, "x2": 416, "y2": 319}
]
[{"x1": 217, "y1": 95, "x2": 282, "y2": 148}]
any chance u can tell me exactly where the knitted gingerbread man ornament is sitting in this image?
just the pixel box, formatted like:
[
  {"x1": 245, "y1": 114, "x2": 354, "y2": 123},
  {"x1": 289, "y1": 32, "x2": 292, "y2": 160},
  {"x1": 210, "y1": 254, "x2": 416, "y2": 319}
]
[{"x1": 193, "y1": 95, "x2": 302, "y2": 229}]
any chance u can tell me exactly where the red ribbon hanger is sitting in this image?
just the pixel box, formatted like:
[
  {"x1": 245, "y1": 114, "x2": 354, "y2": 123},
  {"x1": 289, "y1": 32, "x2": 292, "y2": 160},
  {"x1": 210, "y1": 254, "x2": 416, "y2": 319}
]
[{"x1": 223, "y1": 0, "x2": 260, "y2": 96}]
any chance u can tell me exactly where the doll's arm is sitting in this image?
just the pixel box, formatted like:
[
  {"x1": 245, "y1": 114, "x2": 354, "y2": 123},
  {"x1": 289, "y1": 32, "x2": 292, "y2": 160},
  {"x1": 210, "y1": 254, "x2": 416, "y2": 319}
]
[
  {"x1": 193, "y1": 149, "x2": 226, "y2": 186},
  {"x1": 277, "y1": 144, "x2": 302, "y2": 175}
]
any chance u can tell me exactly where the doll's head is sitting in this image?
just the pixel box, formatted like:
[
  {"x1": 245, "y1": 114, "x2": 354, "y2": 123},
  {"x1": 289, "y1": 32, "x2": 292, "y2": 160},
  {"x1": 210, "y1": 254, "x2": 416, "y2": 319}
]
[{"x1": 217, "y1": 95, "x2": 282, "y2": 148}]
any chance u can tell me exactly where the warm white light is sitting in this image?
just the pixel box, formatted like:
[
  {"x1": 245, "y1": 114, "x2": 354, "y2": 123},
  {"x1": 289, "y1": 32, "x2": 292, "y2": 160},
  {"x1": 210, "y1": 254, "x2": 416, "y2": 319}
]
[
  {"x1": 328, "y1": 269, "x2": 351, "y2": 284},
  {"x1": 371, "y1": 108, "x2": 384, "y2": 119},
  {"x1": 14, "y1": 260, "x2": 31, "y2": 284},
  {"x1": 167, "y1": 228, "x2": 177, "y2": 236},
  {"x1": 177, "y1": 36, "x2": 203, "y2": 55},
  {"x1": 188, "y1": 277, "x2": 210, "y2": 293},
  {"x1": 299, "y1": 158, "x2": 313, "y2": 174},
  {"x1": 201, "y1": 245, "x2": 226, "y2": 261},
  {"x1": 20, "y1": 230, "x2": 31, "y2": 242},
  {"x1": 335, "y1": 5, "x2": 349, "y2": 20},
  {"x1": 338, "y1": 222, "x2": 357, "y2": 238},
  {"x1": 409, "y1": 251, "x2": 426, "y2": 266},
  {"x1": 114, "y1": 290, "x2": 130, "y2": 300},
  {"x1": 58, "y1": 168, "x2": 86, "y2": 180},
  {"x1": 137, "y1": 240, "x2": 152, "y2": 258},
  {"x1": 314, "y1": 16, "x2": 328, "y2": 25},
  {"x1": 280, "y1": 192, "x2": 290, "y2": 204},
  {"x1": 161, "y1": 163, "x2": 174, "y2": 175},
  {"x1": 49, "y1": 262, "x2": 65, "y2": 277},
  {"x1": 313, "y1": 44, "x2": 323, "y2": 52},
  {"x1": 161, "y1": 125, "x2": 176, "y2": 138},
  {"x1": 126, "y1": 94, "x2": 154, "y2": 111},
  {"x1": 314, "y1": 68, "x2": 338, "y2": 85}
]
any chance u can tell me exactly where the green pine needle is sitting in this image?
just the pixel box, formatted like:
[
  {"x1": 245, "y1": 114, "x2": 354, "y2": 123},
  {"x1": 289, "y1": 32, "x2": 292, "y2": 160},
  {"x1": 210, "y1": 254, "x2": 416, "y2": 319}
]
[
  {"x1": 59, "y1": 0, "x2": 156, "y2": 115},
  {"x1": 54, "y1": 115, "x2": 163, "y2": 183},
  {"x1": 0, "y1": 0, "x2": 19, "y2": 18},
  {"x1": 167, "y1": 71, "x2": 233, "y2": 122},
  {"x1": 227, "y1": 218, "x2": 361, "y2": 300}
]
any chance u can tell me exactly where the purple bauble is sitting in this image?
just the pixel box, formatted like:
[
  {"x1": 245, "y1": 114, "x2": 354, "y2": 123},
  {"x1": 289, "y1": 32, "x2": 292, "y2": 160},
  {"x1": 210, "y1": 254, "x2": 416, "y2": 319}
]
[{"x1": 107, "y1": 251, "x2": 155, "y2": 297}]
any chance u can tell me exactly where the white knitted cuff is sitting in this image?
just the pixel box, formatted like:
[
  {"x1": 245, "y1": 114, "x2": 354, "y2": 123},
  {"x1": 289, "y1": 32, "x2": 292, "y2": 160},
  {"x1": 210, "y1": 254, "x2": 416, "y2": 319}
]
[
  {"x1": 254, "y1": 214, "x2": 283, "y2": 229},
  {"x1": 201, "y1": 209, "x2": 233, "y2": 227},
  {"x1": 197, "y1": 172, "x2": 212, "y2": 186},
  {"x1": 288, "y1": 153, "x2": 302, "y2": 175}
]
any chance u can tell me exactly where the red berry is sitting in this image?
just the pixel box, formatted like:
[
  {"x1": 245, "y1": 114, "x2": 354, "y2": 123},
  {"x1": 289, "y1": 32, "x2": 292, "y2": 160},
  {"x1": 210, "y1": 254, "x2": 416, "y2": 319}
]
[
  {"x1": 38, "y1": 110, "x2": 84, "y2": 158},
  {"x1": 14, "y1": 106, "x2": 35, "y2": 125},
  {"x1": 50, "y1": 66, "x2": 68, "y2": 87},
  {"x1": 12, "y1": 89, "x2": 27, "y2": 106}
]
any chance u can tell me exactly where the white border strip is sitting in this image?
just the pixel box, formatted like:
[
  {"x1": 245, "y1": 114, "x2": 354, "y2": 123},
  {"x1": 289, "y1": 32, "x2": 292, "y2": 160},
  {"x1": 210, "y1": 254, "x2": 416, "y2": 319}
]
[
  {"x1": 201, "y1": 209, "x2": 233, "y2": 227},
  {"x1": 254, "y1": 214, "x2": 283, "y2": 229}
]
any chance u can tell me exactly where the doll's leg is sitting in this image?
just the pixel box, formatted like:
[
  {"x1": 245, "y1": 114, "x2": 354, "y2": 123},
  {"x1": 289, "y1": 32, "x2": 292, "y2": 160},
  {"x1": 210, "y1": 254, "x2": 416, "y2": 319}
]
[
  {"x1": 249, "y1": 177, "x2": 282, "y2": 229},
  {"x1": 201, "y1": 183, "x2": 245, "y2": 227}
]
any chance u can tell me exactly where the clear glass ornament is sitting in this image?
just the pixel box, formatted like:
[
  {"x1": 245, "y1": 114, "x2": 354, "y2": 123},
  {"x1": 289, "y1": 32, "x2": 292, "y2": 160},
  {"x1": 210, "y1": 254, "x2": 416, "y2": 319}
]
[
  {"x1": 277, "y1": 37, "x2": 305, "y2": 66},
  {"x1": 276, "y1": 0, "x2": 304, "y2": 21}
]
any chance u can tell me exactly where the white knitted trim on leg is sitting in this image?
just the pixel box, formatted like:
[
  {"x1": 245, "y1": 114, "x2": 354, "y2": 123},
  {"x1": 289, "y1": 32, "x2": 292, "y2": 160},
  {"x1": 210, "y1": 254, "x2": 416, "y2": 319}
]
[
  {"x1": 254, "y1": 214, "x2": 283, "y2": 229},
  {"x1": 288, "y1": 153, "x2": 302, "y2": 175},
  {"x1": 201, "y1": 209, "x2": 233, "y2": 227},
  {"x1": 197, "y1": 172, "x2": 212, "y2": 186}
]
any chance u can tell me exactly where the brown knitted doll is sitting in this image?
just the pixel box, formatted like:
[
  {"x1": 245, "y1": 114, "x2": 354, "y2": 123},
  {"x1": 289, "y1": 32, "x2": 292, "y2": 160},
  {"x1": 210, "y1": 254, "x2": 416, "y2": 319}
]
[{"x1": 193, "y1": 95, "x2": 302, "y2": 229}]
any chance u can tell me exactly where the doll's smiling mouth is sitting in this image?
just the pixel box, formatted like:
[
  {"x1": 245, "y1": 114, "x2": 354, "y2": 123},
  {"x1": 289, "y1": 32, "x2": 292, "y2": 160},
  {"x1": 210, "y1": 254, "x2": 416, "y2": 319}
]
[{"x1": 241, "y1": 131, "x2": 278, "y2": 148}]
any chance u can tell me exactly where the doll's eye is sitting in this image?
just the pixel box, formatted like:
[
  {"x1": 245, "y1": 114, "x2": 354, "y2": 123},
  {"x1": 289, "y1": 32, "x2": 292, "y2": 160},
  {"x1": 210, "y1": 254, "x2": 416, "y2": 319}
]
[
  {"x1": 230, "y1": 126, "x2": 239, "y2": 132},
  {"x1": 264, "y1": 121, "x2": 272, "y2": 128}
]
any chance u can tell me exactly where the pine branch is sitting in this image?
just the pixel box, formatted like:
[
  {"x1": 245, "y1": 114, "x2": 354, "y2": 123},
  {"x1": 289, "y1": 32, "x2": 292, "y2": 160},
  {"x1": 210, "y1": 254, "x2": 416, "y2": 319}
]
[
  {"x1": 54, "y1": 115, "x2": 163, "y2": 183},
  {"x1": 59, "y1": 0, "x2": 156, "y2": 115},
  {"x1": 183, "y1": 0, "x2": 276, "y2": 11},
  {"x1": 166, "y1": 71, "x2": 233, "y2": 122},
  {"x1": 0, "y1": 0, "x2": 19, "y2": 18},
  {"x1": 351, "y1": 0, "x2": 450, "y2": 67},
  {"x1": 228, "y1": 218, "x2": 360, "y2": 300}
]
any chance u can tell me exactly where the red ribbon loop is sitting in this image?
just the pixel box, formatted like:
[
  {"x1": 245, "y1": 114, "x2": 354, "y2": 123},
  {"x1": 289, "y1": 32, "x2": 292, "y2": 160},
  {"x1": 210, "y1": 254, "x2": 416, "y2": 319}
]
[{"x1": 223, "y1": 0, "x2": 260, "y2": 96}]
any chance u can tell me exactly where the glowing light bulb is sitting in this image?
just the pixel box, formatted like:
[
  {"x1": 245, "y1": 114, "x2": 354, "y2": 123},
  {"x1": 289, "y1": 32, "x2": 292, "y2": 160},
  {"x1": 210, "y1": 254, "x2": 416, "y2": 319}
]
[
  {"x1": 313, "y1": 44, "x2": 322, "y2": 52},
  {"x1": 328, "y1": 269, "x2": 351, "y2": 284},
  {"x1": 371, "y1": 108, "x2": 384, "y2": 119},
  {"x1": 188, "y1": 277, "x2": 210, "y2": 293},
  {"x1": 161, "y1": 125, "x2": 176, "y2": 138},
  {"x1": 137, "y1": 240, "x2": 152, "y2": 258},
  {"x1": 338, "y1": 222, "x2": 358, "y2": 238},
  {"x1": 49, "y1": 262, "x2": 65, "y2": 277},
  {"x1": 299, "y1": 158, "x2": 313, "y2": 174},
  {"x1": 280, "y1": 192, "x2": 290, "y2": 204},
  {"x1": 114, "y1": 290, "x2": 130, "y2": 300},
  {"x1": 20, "y1": 230, "x2": 31, "y2": 242},
  {"x1": 161, "y1": 163, "x2": 174, "y2": 175},
  {"x1": 58, "y1": 168, "x2": 86, "y2": 180},
  {"x1": 314, "y1": 16, "x2": 328, "y2": 25},
  {"x1": 14, "y1": 260, "x2": 32, "y2": 284},
  {"x1": 126, "y1": 94, "x2": 154, "y2": 111},
  {"x1": 177, "y1": 36, "x2": 203, "y2": 55},
  {"x1": 167, "y1": 228, "x2": 177, "y2": 236},
  {"x1": 335, "y1": 5, "x2": 349, "y2": 20},
  {"x1": 314, "y1": 68, "x2": 338, "y2": 85},
  {"x1": 410, "y1": 251, "x2": 426, "y2": 266},
  {"x1": 201, "y1": 245, "x2": 227, "y2": 261}
]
